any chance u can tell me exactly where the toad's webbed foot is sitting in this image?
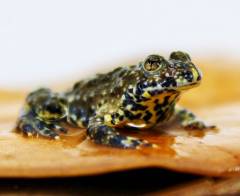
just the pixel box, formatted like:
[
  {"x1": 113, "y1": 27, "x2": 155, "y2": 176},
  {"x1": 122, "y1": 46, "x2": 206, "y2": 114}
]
[
  {"x1": 87, "y1": 125, "x2": 152, "y2": 149},
  {"x1": 17, "y1": 111, "x2": 67, "y2": 139},
  {"x1": 182, "y1": 120, "x2": 216, "y2": 130},
  {"x1": 175, "y1": 107, "x2": 216, "y2": 130},
  {"x1": 87, "y1": 116, "x2": 155, "y2": 149},
  {"x1": 17, "y1": 88, "x2": 68, "y2": 139}
]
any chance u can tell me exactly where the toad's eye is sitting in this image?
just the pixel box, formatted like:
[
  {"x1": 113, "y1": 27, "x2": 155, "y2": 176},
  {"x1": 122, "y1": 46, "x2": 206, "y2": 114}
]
[
  {"x1": 169, "y1": 51, "x2": 191, "y2": 62},
  {"x1": 143, "y1": 55, "x2": 166, "y2": 72}
]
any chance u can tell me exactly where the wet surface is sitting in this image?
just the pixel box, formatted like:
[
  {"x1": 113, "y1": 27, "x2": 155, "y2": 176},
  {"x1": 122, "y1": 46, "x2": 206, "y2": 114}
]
[{"x1": 0, "y1": 97, "x2": 240, "y2": 177}]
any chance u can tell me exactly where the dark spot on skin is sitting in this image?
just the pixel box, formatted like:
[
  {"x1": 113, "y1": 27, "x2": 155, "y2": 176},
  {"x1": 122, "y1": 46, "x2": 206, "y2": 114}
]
[
  {"x1": 180, "y1": 62, "x2": 189, "y2": 69},
  {"x1": 109, "y1": 135, "x2": 123, "y2": 147},
  {"x1": 86, "y1": 126, "x2": 94, "y2": 137},
  {"x1": 154, "y1": 103, "x2": 162, "y2": 111},
  {"x1": 69, "y1": 102, "x2": 90, "y2": 127},
  {"x1": 36, "y1": 120, "x2": 45, "y2": 130},
  {"x1": 178, "y1": 109, "x2": 195, "y2": 119},
  {"x1": 111, "y1": 119, "x2": 116, "y2": 125},
  {"x1": 156, "y1": 104, "x2": 175, "y2": 123},
  {"x1": 124, "y1": 110, "x2": 134, "y2": 120},
  {"x1": 43, "y1": 130, "x2": 51, "y2": 134},
  {"x1": 143, "y1": 111, "x2": 152, "y2": 122},
  {"x1": 123, "y1": 92, "x2": 148, "y2": 111},
  {"x1": 131, "y1": 103, "x2": 148, "y2": 111},
  {"x1": 128, "y1": 88, "x2": 133, "y2": 94},
  {"x1": 22, "y1": 124, "x2": 34, "y2": 132},
  {"x1": 135, "y1": 83, "x2": 144, "y2": 95},
  {"x1": 109, "y1": 135, "x2": 140, "y2": 148},
  {"x1": 125, "y1": 92, "x2": 134, "y2": 101},
  {"x1": 122, "y1": 99, "x2": 133, "y2": 107},
  {"x1": 157, "y1": 113, "x2": 166, "y2": 123},
  {"x1": 161, "y1": 77, "x2": 177, "y2": 87},
  {"x1": 131, "y1": 139, "x2": 142, "y2": 146},
  {"x1": 151, "y1": 81, "x2": 157, "y2": 87},
  {"x1": 113, "y1": 113, "x2": 120, "y2": 118},
  {"x1": 91, "y1": 125, "x2": 109, "y2": 142},
  {"x1": 119, "y1": 115, "x2": 124, "y2": 121},
  {"x1": 82, "y1": 118, "x2": 89, "y2": 127},
  {"x1": 163, "y1": 96, "x2": 171, "y2": 106},
  {"x1": 156, "y1": 109, "x2": 163, "y2": 117},
  {"x1": 154, "y1": 95, "x2": 171, "y2": 111},
  {"x1": 149, "y1": 89, "x2": 162, "y2": 96},
  {"x1": 68, "y1": 102, "x2": 90, "y2": 121},
  {"x1": 124, "y1": 111, "x2": 142, "y2": 120},
  {"x1": 184, "y1": 71, "x2": 193, "y2": 82},
  {"x1": 162, "y1": 77, "x2": 177, "y2": 87},
  {"x1": 134, "y1": 113, "x2": 142, "y2": 119},
  {"x1": 135, "y1": 95, "x2": 150, "y2": 103}
]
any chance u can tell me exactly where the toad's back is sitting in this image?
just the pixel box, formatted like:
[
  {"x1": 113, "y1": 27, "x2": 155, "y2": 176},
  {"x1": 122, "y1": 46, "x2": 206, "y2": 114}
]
[
  {"x1": 68, "y1": 66, "x2": 135, "y2": 108},
  {"x1": 65, "y1": 65, "x2": 140, "y2": 126}
]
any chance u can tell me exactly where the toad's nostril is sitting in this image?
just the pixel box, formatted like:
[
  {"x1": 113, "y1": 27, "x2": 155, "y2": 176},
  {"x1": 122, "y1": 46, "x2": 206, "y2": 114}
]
[{"x1": 197, "y1": 75, "x2": 201, "y2": 81}]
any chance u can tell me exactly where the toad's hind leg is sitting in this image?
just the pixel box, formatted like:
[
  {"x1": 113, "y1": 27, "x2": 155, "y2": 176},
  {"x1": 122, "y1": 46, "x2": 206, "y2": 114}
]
[
  {"x1": 87, "y1": 115, "x2": 154, "y2": 149},
  {"x1": 17, "y1": 88, "x2": 68, "y2": 139}
]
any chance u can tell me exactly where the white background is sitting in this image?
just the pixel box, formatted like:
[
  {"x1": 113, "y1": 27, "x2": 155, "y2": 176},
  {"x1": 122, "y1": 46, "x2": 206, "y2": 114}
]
[{"x1": 0, "y1": 0, "x2": 239, "y2": 89}]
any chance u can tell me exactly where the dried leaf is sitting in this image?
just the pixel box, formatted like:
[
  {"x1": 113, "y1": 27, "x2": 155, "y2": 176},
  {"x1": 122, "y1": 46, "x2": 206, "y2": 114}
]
[{"x1": 0, "y1": 59, "x2": 239, "y2": 177}]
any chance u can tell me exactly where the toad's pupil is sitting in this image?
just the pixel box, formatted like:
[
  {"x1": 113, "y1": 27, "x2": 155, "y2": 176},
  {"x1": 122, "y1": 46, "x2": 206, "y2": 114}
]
[{"x1": 144, "y1": 62, "x2": 159, "y2": 71}]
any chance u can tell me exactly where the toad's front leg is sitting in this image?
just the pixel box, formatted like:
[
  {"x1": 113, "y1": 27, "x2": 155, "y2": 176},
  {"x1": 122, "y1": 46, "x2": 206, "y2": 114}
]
[
  {"x1": 175, "y1": 106, "x2": 216, "y2": 130},
  {"x1": 87, "y1": 115, "x2": 154, "y2": 149}
]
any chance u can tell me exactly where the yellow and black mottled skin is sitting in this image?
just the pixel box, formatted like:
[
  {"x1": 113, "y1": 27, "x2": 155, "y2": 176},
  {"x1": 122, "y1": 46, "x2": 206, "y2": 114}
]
[{"x1": 17, "y1": 51, "x2": 215, "y2": 149}]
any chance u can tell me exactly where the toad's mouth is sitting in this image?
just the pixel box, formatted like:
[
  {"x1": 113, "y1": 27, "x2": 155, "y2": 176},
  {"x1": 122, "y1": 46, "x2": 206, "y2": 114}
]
[
  {"x1": 175, "y1": 81, "x2": 201, "y2": 91},
  {"x1": 134, "y1": 75, "x2": 201, "y2": 98}
]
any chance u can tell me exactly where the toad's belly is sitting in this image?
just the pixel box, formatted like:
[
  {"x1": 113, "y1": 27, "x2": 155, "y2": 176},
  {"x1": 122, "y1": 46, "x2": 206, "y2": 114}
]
[{"x1": 114, "y1": 112, "x2": 172, "y2": 130}]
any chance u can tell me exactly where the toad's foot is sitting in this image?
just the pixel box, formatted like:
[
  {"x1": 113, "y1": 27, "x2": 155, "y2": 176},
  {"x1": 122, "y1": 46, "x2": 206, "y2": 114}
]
[
  {"x1": 87, "y1": 116, "x2": 157, "y2": 149},
  {"x1": 182, "y1": 120, "x2": 217, "y2": 130},
  {"x1": 175, "y1": 107, "x2": 216, "y2": 131},
  {"x1": 17, "y1": 110, "x2": 67, "y2": 139}
]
